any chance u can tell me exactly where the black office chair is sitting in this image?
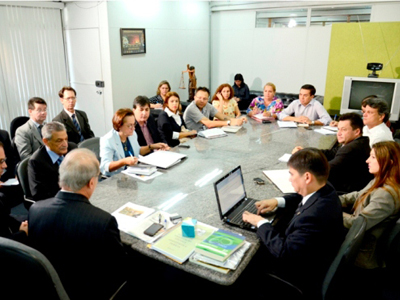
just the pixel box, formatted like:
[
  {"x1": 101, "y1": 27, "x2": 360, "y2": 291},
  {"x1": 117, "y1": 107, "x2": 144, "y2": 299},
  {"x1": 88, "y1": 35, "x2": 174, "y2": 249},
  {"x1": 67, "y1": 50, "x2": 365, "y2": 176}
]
[
  {"x1": 78, "y1": 137, "x2": 100, "y2": 162},
  {"x1": 322, "y1": 215, "x2": 367, "y2": 300},
  {"x1": 0, "y1": 236, "x2": 70, "y2": 299},
  {"x1": 16, "y1": 157, "x2": 35, "y2": 210},
  {"x1": 9, "y1": 116, "x2": 29, "y2": 140}
]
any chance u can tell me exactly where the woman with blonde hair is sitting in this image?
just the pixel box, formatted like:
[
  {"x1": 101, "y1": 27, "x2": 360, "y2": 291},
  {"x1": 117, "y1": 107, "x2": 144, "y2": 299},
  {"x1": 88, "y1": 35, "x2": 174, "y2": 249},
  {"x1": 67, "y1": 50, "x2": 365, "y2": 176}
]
[
  {"x1": 211, "y1": 83, "x2": 240, "y2": 120},
  {"x1": 247, "y1": 82, "x2": 283, "y2": 119},
  {"x1": 340, "y1": 141, "x2": 400, "y2": 269},
  {"x1": 149, "y1": 80, "x2": 171, "y2": 108}
]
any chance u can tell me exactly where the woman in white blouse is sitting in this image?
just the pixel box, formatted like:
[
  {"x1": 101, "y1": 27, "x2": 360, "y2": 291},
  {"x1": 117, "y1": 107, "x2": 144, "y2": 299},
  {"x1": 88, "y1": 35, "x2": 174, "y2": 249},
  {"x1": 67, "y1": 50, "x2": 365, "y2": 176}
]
[{"x1": 157, "y1": 92, "x2": 197, "y2": 147}]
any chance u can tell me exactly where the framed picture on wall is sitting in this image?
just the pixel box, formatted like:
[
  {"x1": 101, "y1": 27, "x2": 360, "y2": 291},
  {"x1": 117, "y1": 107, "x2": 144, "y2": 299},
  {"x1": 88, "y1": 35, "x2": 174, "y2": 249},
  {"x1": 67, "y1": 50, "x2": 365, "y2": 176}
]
[{"x1": 120, "y1": 28, "x2": 146, "y2": 55}]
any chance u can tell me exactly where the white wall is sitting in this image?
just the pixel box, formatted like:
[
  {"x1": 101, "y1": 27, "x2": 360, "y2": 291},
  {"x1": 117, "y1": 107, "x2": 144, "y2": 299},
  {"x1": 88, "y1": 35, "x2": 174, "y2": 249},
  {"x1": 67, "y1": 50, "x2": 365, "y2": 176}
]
[
  {"x1": 64, "y1": 1, "x2": 113, "y2": 136},
  {"x1": 211, "y1": 10, "x2": 331, "y2": 96},
  {"x1": 371, "y1": 2, "x2": 400, "y2": 22},
  {"x1": 107, "y1": 1, "x2": 210, "y2": 110}
]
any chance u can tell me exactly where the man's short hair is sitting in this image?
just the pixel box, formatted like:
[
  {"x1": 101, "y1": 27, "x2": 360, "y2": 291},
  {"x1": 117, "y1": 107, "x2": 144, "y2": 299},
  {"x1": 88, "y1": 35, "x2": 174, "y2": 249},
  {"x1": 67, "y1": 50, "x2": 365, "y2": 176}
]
[
  {"x1": 338, "y1": 113, "x2": 364, "y2": 132},
  {"x1": 363, "y1": 97, "x2": 390, "y2": 123},
  {"x1": 361, "y1": 95, "x2": 378, "y2": 108},
  {"x1": 58, "y1": 86, "x2": 77, "y2": 98},
  {"x1": 0, "y1": 141, "x2": 3, "y2": 149},
  {"x1": 28, "y1": 97, "x2": 47, "y2": 110},
  {"x1": 133, "y1": 96, "x2": 150, "y2": 109},
  {"x1": 300, "y1": 84, "x2": 316, "y2": 96},
  {"x1": 195, "y1": 87, "x2": 210, "y2": 96},
  {"x1": 59, "y1": 148, "x2": 99, "y2": 192},
  {"x1": 42, "y1": 121, "x2": 66, "y2": 141},
  {"x1": 288, "y1": 148, "x2": 329, "y2": 184}
]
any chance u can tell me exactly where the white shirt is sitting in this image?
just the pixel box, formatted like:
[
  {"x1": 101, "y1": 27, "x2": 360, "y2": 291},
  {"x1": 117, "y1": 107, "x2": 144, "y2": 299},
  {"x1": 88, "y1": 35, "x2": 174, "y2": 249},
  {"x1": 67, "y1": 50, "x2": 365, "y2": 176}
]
[
  {"x1": 165, "y1": 107, "x2": 182, "y2": 140},
  {"x1": 363, "y1": 122, "x2": 393, "y2": 147}
]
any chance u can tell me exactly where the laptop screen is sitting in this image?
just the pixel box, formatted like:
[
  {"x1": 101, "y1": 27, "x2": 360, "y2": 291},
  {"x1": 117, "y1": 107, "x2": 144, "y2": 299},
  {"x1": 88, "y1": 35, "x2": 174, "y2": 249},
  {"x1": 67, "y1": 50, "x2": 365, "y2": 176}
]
[{"x1": 215, "y1": 166, "x2": 246, "y2": 215}]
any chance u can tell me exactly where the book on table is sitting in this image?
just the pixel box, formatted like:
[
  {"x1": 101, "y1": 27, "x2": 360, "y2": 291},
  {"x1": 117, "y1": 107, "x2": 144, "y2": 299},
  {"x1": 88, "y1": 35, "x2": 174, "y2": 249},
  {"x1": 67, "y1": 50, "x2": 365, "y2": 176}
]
[
  {"x1": 125, "y1": 164, "x2": 157, "y2": 176},
  {"x1": 251, "y1": 113, "x2": 274, "y2": 123},
  {"x1": 194, "y1": 229, "x2": 246, "y2": 262},
  {"x1": 138, "y1": 151, "x2": 187, "y2": 169}
]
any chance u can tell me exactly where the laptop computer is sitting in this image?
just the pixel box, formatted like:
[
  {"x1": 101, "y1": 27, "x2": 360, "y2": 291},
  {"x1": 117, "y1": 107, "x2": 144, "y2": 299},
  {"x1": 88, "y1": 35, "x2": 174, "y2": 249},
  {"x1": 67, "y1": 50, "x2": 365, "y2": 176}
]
[{"x1": 214, "y1": 166, "x2": 273, "y2": 231}]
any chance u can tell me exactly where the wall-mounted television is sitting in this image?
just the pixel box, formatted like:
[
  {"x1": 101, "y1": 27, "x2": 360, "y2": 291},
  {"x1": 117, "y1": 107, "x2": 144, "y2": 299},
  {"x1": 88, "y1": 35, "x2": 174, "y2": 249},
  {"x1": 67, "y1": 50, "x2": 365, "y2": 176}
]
[{"x1": 340, "y1": 76, "x2": 400, "y2": 122}]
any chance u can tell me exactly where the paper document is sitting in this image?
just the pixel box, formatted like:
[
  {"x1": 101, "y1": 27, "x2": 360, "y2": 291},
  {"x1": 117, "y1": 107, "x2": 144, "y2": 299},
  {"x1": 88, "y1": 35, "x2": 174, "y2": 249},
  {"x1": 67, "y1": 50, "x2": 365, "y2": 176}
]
[
  {"x1": 1, "y1": 178, "x2": 19, "y2": 186},
  {"x1": 278, "y1": 153, "x2": 292, "y2": 163},
  {"x1": 222, "y1": 126, "x2": 242, "y2": 133},
  {"x1": 314, "y1": 128, "x2": 337, "y2": 135},
  {"x1": 323, "y1": 126, "x2": 338, "y2": 132},
  {"x1": 198, "y1": 128, "x2": 228, "y2": 139},
  {"x1": 263, "y1": 169, "x2": 295, "y2": 193},
  {"x1": 139, "y1": 151, "x2": 187, "y2": 169},
  {"x1": 112, "y1": 202, "x2": 155, "y2": 234},
  {"x1": 277, "y1": 121, "x2": 297, "y2": 128},
  {"x1": 122, "y1": 170, "x2": 162, "y2": 181}
]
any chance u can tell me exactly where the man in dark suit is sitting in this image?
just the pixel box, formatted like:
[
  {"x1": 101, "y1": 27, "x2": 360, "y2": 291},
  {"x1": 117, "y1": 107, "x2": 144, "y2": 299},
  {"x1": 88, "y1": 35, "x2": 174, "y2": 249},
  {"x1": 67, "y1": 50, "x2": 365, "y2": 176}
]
[
  {"x1": 53, "y1": 86, "x2": 94, "y2": 145},
  {"x1": 15, "y1": 97, "x2": 47, "y2": 161},
  {"x1": 243, "y1": 148, "x2": 344, "y2": 298},
  {"x1": 133, "y1": 95, "x2": 169, "y2": 150},
  {"x1": 293, "y1": 113, "x2": 372, "y2": 193},
  {"x1": 28, "y1": 121, "x2": 69, "y2": 201},
  {"x1": 28, "y1": 148, "x2": 127, "y2": 299}
]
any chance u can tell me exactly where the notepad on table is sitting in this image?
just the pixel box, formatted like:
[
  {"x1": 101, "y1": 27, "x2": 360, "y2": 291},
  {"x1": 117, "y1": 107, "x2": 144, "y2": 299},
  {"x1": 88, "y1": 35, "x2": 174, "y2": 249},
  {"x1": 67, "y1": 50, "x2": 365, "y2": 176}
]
[{"x1": 263, "y1": 169, "x2": 295, "y2": 193}]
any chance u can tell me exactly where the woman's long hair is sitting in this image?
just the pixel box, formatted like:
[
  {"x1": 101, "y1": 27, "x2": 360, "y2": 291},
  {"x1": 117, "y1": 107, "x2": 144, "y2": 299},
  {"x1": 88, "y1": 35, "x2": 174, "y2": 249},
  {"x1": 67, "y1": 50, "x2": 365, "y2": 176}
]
[{"x1": 353, "y1": 141, "x2": 400, "y2": 211}]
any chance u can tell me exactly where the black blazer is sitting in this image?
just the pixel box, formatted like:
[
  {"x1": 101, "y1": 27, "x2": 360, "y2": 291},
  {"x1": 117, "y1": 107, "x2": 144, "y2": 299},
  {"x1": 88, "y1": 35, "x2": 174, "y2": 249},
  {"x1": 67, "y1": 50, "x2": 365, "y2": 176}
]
[
  {"x1": 28, "y1": 146, "x2": 61, "y2": 201},
  {"x1": 28, "y1": 191, "x2": 127, "y2": 300},
  {"x1": 321, "y1": 136, "x2": 372, "y2": 193},
  {"x1": 0, "y1": 129, "x2": 18, "y2": 179},
  {"x1": 53, "y1": 110, "x2": 94, "y2": 144},
  {"x1": 157, "y1": 111, "x2": 186, "y2": 147},
  {"x1": 257, "y1": 184, "x2": 344, "y2": 293},
  {"x1": 135, "y1": 114, "x2": 166, "y2": 146},
  {"x1": 0, "y1": 198, "x2": 27, "y2": 243}
]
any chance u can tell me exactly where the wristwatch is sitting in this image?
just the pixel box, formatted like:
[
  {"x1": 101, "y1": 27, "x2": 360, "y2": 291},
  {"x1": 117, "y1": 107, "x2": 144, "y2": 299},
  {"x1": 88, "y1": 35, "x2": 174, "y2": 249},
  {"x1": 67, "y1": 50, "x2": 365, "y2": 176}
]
[
  {"x1": 311, "y1": 121, "x2": 315, "y2": 125},
  {"x1": 227, "y1": 120, "x2": 231, "y2": 126}
]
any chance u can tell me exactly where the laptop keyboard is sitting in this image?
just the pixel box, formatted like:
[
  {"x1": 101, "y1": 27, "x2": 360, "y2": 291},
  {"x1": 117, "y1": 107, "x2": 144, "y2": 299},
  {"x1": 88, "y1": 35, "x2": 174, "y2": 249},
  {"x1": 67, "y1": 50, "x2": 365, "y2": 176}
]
[{"x1": 230, "y1": 200, "x2": 257, "y2": 225}]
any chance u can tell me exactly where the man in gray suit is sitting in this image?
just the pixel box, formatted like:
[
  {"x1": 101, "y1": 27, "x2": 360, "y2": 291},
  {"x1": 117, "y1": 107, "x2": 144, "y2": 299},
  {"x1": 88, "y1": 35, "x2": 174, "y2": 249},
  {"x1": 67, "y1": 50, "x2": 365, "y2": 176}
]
[{"x1": 15, "y1": 97, "x2": 47, "y2": 161}]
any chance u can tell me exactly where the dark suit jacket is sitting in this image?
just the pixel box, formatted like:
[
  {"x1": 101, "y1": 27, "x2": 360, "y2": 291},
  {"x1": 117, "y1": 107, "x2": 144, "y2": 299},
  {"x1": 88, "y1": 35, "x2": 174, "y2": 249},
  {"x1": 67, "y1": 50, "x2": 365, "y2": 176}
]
[
  {"x1": 257, "y1": 184, "x2": 344, "y2": 294},
  {"x1": 135, "y1": 114, "x2": 166, "y2": 147},
  {"x1": 0, "y1": 129, "x2": 17, "y2": 179},
  {"x1": 28, "y1": 146, "x2": 61, "y2": 201},
  {"x1": 28, "y1": 191, "x2": 127, "y2": 300},
  {"x1": 157, "y1": 111, "x2": 186, "y2": 147},
  {"x1": 53, "y1": 109, "x2": 94, "y2": 144},
  {"x1": 321, "y1": 136, "x2": 372, "y2": 193}
]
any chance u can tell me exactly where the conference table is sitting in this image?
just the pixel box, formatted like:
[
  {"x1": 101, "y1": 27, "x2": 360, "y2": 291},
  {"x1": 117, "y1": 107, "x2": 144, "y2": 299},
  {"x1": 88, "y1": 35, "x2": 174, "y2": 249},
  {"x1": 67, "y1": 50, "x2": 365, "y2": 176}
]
[{"x1": 90, "y1": 118, "x2": 337, "y2": 286}]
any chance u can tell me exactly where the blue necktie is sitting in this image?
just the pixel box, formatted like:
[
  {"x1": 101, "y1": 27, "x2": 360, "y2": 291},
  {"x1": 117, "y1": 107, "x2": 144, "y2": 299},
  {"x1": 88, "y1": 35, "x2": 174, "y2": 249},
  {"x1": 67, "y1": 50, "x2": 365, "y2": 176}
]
[
  {"x1": 72, "y1": 114, "x2": 84, "y2": 141},
  {"x1": 56, "y1": 156, "x2": 64, "y2": 166}
]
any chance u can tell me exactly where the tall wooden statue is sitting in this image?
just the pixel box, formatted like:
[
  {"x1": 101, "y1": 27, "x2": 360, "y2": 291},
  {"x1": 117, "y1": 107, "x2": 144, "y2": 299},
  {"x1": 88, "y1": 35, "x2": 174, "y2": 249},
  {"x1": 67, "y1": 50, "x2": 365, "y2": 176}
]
[{"x1": 182, "y1": 64, "x2": 196, "y2": 101}]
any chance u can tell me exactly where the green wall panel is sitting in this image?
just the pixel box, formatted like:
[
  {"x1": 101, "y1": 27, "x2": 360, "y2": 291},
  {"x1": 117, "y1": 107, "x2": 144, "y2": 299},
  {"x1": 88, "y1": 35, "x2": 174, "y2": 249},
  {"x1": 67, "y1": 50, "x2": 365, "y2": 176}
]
[{"x1": 325, "y1": 22, "x2": 400, "y2": 115}]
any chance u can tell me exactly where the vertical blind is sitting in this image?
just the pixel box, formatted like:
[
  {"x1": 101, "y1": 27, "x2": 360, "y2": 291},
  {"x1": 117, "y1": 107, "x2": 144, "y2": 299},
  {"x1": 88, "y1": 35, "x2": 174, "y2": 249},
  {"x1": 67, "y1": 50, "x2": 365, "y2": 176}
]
[{"x1": 0, "y1": 4, "x2": 67, "y2": 131}]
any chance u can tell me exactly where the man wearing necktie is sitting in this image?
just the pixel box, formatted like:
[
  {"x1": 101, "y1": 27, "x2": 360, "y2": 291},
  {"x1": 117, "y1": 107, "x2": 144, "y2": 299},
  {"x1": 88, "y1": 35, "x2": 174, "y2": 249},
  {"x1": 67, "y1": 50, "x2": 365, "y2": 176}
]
[
  {"x1": 28, "y1": 122, "x2": 69, "y2": 201},
  {"x1": 53, "y1": 86, "x2": 95, "y2": 145},
  {"x1": 242, "y1": 148, "x2": 344, "y2": 298}
]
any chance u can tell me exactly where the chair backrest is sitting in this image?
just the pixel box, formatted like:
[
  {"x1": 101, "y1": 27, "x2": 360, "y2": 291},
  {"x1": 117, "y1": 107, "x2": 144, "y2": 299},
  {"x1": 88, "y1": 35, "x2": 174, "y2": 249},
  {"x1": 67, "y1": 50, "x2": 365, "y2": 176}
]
[
  {"x1": 10, "y1": 116, "x2": 29, "y2": 139},
  {"x1": 0, "y1": 237, "x2": 70, "y2": 299},
  {"x1": 78, "y1": 137, "x2": 100, "y2": 161},
  {"x1": 16, "y1": 157, "x2": 34, "y2": 209},
  {"x1": 322, "y1": 215, "x2": 367, "y2": 300}
]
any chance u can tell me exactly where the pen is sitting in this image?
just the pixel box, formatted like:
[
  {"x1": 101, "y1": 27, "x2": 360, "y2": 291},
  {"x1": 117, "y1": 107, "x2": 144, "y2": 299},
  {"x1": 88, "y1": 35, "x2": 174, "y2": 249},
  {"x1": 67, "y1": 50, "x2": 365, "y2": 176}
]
[
  {"x1": 129, "y1": 151, "x2": 134, "y2": 158},
  {"x1": 334, "y1": 114, "x2": 337, "y2": 121}
]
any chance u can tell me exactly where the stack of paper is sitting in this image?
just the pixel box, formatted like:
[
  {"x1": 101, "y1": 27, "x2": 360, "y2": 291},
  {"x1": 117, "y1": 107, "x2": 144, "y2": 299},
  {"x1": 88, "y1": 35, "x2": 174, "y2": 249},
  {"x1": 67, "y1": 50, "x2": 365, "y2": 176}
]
[
  {"x1": 277, "y1": 121, "x2": 297, "y2": 128},
  {"x1": 251, "y1": 114, "x2": 274, "y2": 123},
  {"x1": 139, "y1": 151, "x2": 187, "y2": 169},
  {"x1": 314, "y1": 128, "x2": 337, "y2": 135},
  {"x1": 221, "y1": 125, "x2": 242, "y2": 133},
  {"x1": 263, "y1": 169, "x2": 295, "y2": 193},
  {"x1": 198, "y1": 128, "x2": 228, "y2": 139},
  {"x1": 125, "y1": 164, "x2": 157, "y2": 176}
]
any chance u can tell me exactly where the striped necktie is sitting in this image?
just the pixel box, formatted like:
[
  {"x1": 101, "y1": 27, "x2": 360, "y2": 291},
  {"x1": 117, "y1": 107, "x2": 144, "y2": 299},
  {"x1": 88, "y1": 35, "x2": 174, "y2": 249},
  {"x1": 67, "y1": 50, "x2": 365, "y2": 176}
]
[{"x1": 72, "y1": 114, "x2": 84, "y2": 142}]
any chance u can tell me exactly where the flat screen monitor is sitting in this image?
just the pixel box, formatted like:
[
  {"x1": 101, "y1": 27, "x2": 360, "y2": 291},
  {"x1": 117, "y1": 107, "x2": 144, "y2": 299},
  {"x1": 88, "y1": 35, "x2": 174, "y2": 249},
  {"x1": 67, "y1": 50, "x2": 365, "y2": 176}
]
[{"x1": 340, "y1": 76, "x2": 400, "y2": 122}]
